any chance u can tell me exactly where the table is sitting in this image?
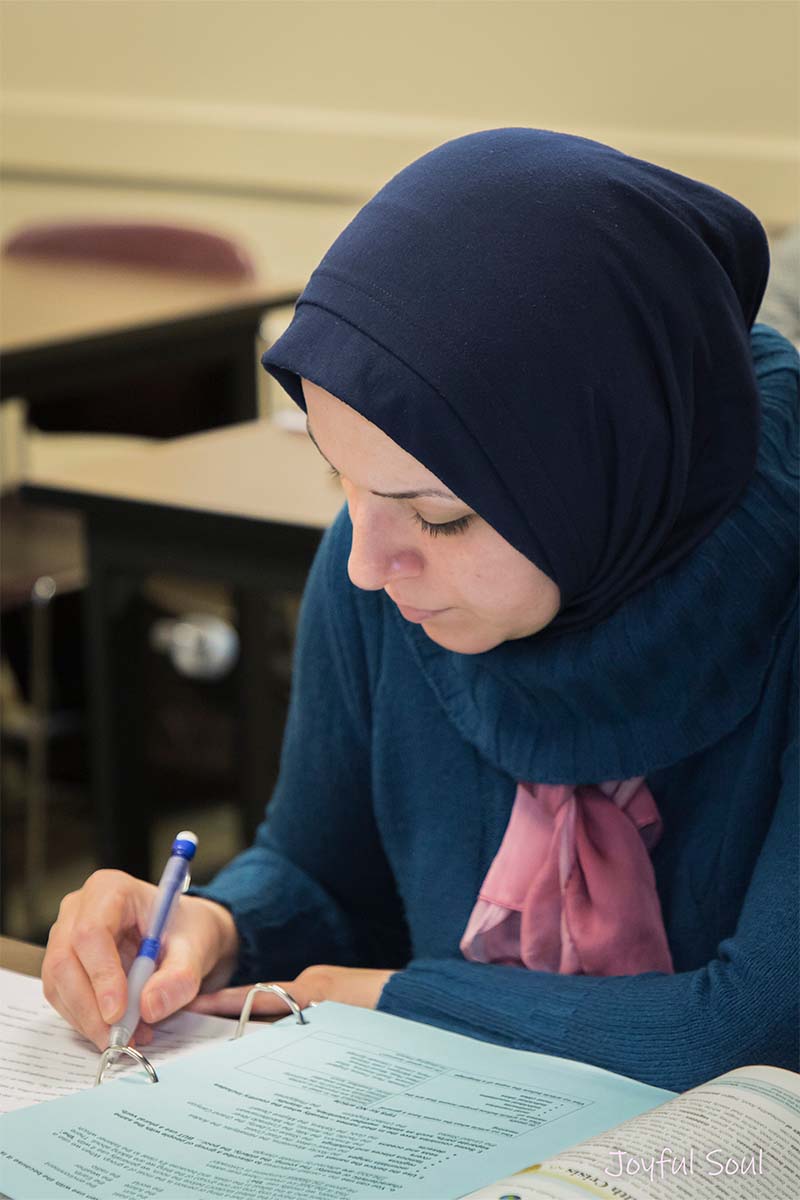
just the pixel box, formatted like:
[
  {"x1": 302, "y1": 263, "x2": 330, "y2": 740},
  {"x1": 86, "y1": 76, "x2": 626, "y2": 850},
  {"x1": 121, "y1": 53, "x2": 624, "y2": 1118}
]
[
  {"x1": 0, "y1": 936, "x2": 44, "y2": 977},
  {"x1": 1, "y1": 255, "x2": 300, "y2": 426},
  {"x1": 23, "y1": 420, "x2": 342, "y2": 880}
]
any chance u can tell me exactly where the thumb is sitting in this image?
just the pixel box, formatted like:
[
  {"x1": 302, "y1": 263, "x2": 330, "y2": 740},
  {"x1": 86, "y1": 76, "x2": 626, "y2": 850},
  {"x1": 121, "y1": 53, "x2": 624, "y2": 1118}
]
[{"x1": 140, "y1": 946, "x2": 202, "y2": 1024}]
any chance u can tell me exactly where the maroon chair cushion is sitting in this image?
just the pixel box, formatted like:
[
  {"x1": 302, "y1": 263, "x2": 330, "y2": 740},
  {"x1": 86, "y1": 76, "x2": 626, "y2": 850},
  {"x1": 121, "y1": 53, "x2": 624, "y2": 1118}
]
[{"x1": 4, "y1": 221, "x2": 256, "y2": 280}]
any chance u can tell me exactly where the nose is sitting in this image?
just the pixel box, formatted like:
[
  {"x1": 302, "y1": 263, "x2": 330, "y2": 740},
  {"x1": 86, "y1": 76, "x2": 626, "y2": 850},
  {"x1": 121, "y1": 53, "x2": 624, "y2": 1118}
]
[{"x1": 345, "y1": 490, "x2": 424, "y2": 592}]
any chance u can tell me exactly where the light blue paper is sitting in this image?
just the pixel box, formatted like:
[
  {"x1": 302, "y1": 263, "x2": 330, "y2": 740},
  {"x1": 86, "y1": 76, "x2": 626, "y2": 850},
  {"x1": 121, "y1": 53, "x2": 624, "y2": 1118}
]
[{"x1": 0, "y1": 1003, "x2": 672, "y2": 1199}]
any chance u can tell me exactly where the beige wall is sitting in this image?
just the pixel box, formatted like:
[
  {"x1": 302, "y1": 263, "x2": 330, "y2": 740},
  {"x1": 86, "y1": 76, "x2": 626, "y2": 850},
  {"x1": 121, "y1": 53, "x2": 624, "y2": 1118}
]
[{"x1": 1, "y1": 0, "x2": 798, "y2": 224}]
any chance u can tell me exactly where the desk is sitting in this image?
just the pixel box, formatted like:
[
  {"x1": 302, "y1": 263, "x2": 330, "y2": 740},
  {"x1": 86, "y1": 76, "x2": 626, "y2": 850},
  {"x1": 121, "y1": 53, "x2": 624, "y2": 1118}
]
[
  {"x1": 23, "y1": 421, "x2": 342, "y2": 880},
  {"x1": 1, "y1": 255, "x2": 299, "y2": 425},
  {"x1": 0, "y1": 936, "x2": 44, "y2": 977}
]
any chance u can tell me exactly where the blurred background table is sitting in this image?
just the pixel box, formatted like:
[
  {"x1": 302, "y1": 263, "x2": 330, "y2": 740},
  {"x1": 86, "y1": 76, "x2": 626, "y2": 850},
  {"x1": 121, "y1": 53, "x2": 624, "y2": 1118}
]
[
  {"x1": 1, "y1": 253, "x2": 299, "y2": 426},
  {"x1": 22, "y1": 421, "x2": 342, "y2": 881},
  {"x1": 0, "y1": 936, "x2": 45, "y2": 977}
]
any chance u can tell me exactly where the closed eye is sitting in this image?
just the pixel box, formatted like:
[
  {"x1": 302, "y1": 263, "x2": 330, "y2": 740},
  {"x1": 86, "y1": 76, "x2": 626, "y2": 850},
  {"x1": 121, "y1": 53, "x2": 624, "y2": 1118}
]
[
  {"x1": 413, "y1": 512, "x2": 474, "y2": 537},
  {"x1": 327, "y1": 462, "x2": 473, "y2": 535}
]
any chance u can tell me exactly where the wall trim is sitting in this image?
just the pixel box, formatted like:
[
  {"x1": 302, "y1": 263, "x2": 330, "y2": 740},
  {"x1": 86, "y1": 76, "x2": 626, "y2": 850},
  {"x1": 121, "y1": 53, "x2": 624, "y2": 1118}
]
[{"x1": 2, "y1": 90, "x2": 797, "y2": 224}]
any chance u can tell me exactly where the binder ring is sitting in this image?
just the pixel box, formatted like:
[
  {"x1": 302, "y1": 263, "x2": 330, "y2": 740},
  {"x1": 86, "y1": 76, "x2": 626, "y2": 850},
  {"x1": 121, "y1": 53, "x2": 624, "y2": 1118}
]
[
  {"x1": 233, "y1": 983, "x2": 308, "y2": 1039},
  {"x1": 94, "y1": 984, "x2": 308, "y2": 1083},
  {"x1": 95, "y1": 1043, "x2": 159, "y2": 1086}
]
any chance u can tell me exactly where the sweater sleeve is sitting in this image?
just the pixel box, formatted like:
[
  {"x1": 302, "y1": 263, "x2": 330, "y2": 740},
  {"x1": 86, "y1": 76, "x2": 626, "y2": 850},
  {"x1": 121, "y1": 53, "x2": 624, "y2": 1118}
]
[
  {"x1": 193, "y1": 507, "x2": 410, "y2": 983},
  {"x1": 378, "y1": 677, "x2": 799, "y2": 1092}
]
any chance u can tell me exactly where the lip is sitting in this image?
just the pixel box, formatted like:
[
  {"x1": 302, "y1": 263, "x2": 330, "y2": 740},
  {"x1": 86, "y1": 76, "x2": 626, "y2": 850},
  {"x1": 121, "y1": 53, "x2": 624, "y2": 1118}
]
[{"x1": 394, "y1": 602, "x2": 448, "y2": 623}]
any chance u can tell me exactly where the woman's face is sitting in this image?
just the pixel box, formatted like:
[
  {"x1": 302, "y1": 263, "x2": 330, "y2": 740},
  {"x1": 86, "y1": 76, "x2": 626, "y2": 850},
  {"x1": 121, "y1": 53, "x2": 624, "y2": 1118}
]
[{"x1": 303, "y1": 380, "x2": 561, "y2": 654}]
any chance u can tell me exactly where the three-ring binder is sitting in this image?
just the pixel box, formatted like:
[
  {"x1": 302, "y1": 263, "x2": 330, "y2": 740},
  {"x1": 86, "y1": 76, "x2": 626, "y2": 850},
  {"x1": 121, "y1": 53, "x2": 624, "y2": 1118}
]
[{"x1": 95, "y1": 983, "x2": 308, "y2": 1086}]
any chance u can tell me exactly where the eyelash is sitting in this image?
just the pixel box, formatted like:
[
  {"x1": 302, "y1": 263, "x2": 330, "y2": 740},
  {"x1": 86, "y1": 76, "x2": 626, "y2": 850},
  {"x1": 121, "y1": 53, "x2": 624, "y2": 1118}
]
[
  {"x1": 327, "y1": 465, "x2": 472, "y2": 537},
  {"x1": 413, "y1": 512, "x2": 474, "y2": 537}
]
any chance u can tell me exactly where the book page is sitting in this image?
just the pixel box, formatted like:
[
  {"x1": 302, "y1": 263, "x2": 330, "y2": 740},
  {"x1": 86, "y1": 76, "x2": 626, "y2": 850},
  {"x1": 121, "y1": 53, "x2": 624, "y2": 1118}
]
[
  {"x1": 0, "y1": 967, "x2": 239, "y2": 1113},
  {"x1": 464, "y1": 1065, "x2": 800, "y2": 1198},
  {"x1": 0, "y1": 1001, "x2": 671, "y2": 1200}
]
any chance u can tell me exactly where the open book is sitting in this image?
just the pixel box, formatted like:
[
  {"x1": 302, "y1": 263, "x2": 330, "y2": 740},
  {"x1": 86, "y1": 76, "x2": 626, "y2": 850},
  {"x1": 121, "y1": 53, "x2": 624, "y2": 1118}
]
[
  {"x1": 464, "y1": 1064, "x2": 799, "y2": 1198},
  {"x1": 0, "y1": 968, "x2": 796, "y2": 1198}
]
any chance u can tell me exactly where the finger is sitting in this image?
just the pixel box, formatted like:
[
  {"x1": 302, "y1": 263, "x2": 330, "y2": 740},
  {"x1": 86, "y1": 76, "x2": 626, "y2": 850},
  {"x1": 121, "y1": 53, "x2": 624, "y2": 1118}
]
[
  {"x1": 188, "y1": 986, "x2": 249, "y2": 1016},
  {"x1": 49, "y1": 956, "x2": 153, "y2": 1052},
  {"x1": 44, "y1": 916, "x2": 109, "y2": 1048},
  {"x1": 139, "y1": 939, "x2": 204, "y2": 1025},
  {"x1": 131, "y1": 1019, "x2": 154, "y2": 1047},
  {"x1": 49, "y1": 952, "x2": 111, "y2": 1050},
  {"x1": 44, "y1": 968, "x2": 84, "y2": 1037},
  {"x1": 70, "y1": 881, "x2": 138, "y2": 1023},
  {"x1": 188, "y1": 983, "x2": 304, "y2": 1018},
  {"x1": 118, "y1": 929, "x2": 143, "y2": 976}
]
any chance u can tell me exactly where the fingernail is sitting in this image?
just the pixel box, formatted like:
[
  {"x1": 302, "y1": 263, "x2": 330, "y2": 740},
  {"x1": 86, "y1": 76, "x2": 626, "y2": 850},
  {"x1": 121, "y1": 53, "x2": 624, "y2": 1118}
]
[
  {"x1": 100, "y1": 993, "x2": 118, "y2": 1022},
  {"x1": 146, "y1": 988, "x2": 168, "y2": 1023}
]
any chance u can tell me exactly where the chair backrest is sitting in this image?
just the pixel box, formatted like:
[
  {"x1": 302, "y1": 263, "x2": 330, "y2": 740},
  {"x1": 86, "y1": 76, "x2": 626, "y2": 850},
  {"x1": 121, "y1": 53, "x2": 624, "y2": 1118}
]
[{"x1": 4, "y1": 220, "x2": 256, "y2": 280}]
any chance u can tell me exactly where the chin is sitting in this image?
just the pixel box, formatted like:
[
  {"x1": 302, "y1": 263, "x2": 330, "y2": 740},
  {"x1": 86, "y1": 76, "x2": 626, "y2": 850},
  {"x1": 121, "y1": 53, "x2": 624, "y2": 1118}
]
[
  {"x1": 422, "y1": 624, "x2": 505, "y2": 655},
  {"x1": 422, "y1": 613, "x2": 554, "y2": 654}
]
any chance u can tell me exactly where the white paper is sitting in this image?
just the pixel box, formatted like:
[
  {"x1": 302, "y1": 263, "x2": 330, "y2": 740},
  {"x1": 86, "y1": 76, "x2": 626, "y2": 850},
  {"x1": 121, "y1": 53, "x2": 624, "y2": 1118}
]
[{"x1": 0, "y1": 967, "x2": 239, "y2": 1112}]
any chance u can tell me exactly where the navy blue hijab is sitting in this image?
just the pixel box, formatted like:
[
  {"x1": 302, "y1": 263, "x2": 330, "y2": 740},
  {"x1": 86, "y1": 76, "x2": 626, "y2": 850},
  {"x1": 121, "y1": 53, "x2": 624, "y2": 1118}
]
[{"x1": 263, "y1": 129, "x2": 769, "y2": 633}]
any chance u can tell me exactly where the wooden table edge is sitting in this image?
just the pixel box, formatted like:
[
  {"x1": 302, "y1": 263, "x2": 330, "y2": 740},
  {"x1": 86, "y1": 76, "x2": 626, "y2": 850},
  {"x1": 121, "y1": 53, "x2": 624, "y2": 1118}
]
[{"x1": 0, "y1": 936, "x2": 46, "y2": 978}]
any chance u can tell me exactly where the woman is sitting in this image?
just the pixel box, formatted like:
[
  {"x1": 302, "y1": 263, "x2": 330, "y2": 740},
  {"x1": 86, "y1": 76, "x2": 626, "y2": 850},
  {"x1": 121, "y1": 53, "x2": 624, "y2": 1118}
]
[{"x1": 42, "y1": 129, "x2": 798, "y2": 1092}]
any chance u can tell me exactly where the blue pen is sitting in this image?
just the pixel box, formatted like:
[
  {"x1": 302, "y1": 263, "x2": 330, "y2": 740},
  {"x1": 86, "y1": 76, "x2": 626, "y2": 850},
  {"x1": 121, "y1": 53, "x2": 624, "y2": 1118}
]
[{"x1": 108, "y1": 831, "x2": 198, "y2": 1051}]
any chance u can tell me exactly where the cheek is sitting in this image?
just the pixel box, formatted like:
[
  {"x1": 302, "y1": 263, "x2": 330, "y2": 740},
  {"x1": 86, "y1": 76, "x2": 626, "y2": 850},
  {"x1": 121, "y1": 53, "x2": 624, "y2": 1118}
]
[
  {"x1": 460, "y1": 552, "x2": 556, "y2": 623},
  {"x1": 457, "y1": 546, "x2": 522, "y2": 601}
]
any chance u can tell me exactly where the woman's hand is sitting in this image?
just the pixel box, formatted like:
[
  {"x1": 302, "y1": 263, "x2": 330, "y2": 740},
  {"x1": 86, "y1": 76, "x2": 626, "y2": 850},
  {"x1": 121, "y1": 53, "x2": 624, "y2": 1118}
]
[
  {"x1": 42, "y1": 869, "x2": 239, "y2": 1050},
  {"x1": 189, "y1": 964, "x2": 396, "y2": 1018}
]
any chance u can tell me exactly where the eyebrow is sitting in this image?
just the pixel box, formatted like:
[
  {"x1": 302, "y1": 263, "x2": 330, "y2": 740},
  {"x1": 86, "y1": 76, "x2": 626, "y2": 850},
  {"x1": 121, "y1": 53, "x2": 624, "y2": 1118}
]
[{"x1": 305, "y1": 419, "x2": 460, "y2": 501}]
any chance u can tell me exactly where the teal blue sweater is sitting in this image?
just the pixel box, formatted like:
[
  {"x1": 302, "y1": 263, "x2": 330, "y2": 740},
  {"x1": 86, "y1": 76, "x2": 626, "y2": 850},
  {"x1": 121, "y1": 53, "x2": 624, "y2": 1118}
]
[{"x1": 199, "y1": 325, "x2": 798, "y2": 1091}]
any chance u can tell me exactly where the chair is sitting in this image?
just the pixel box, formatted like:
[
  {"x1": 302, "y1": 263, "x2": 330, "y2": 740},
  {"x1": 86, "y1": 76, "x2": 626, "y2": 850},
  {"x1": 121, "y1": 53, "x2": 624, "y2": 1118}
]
[{"x1": 4, "y1": 220, "x2": 256, "y2": 278}]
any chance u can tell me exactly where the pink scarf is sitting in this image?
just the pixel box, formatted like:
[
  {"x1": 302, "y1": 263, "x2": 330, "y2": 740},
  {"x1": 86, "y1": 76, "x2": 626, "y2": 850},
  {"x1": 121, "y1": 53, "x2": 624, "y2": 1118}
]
[{"x1": 460, "y1": 778, "x2": 674, "y2": 976}]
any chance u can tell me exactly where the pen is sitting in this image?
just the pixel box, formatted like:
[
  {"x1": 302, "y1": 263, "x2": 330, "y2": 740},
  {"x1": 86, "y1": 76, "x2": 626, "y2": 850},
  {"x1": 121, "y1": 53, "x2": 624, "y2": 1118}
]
[{"x1": 107, "y1": 830, "x2": 198, "y2": 1052}]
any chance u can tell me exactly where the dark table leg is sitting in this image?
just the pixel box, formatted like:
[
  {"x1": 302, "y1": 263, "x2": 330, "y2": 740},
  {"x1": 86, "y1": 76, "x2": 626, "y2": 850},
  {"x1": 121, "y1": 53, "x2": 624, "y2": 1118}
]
[
  {"x1": 86, "y1": 527, "x2": 151, "y2": 880},
  {"x1": 221, "y1": 329, "x2": 261, "y2": 425},
  {"x1": 236, "y1": 590, "x2": 288, "y2": 842}
]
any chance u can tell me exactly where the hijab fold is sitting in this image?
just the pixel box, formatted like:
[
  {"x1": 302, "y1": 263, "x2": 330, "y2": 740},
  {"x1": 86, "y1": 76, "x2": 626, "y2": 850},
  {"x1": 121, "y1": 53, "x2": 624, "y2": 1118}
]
[{"x1": 264, "y1": 128, "x2": 768, "y2": 631}]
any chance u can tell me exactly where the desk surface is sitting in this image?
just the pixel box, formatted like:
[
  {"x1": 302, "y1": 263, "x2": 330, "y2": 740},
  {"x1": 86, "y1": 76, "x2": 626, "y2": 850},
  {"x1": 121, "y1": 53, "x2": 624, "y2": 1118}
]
[
  {"x1": 24, "y1": 418, "x2": 343, "y2": 530},
  {"x1": 1, "y1": 256, "x2": 296, "y2": 356},
  {"x1": 0, "y1": 936, "x2": 45, "y2": 977}
]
